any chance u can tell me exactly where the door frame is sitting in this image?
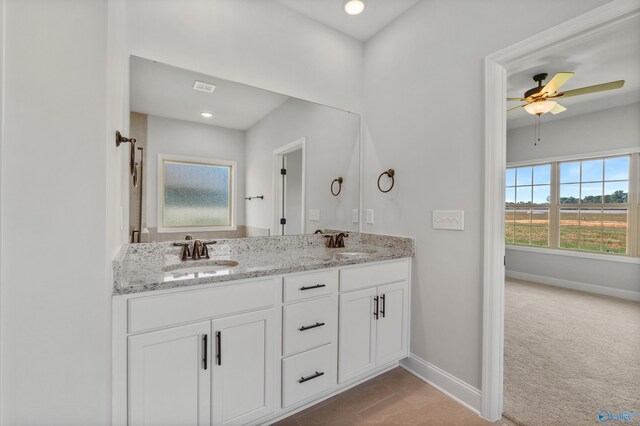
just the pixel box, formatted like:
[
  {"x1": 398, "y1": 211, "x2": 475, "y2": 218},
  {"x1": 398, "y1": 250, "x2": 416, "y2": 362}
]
[
  {"x1": 481, "y1": 0, "x2": 640, "y2": 421},
  {"x1": 272, "y1": 137, "x2": 306, "y2": 236}
]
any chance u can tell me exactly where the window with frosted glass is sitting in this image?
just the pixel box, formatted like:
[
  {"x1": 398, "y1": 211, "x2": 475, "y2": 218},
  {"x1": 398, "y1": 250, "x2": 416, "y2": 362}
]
[
  {"x1": 161, "y1": 159, "x2": 233, "y2": 228},
  {"x1": 505, "y1": 164, "x2": 550, "y2": 247}
]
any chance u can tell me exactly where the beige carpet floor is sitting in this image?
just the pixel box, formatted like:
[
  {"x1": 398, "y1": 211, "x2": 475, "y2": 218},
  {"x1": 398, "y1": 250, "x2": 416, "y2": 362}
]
[{"x1": 504, "y1": 279, "x2": 640, "y2": 426}]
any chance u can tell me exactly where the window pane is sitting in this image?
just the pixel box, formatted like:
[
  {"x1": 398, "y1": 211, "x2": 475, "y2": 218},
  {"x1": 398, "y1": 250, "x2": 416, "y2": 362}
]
[
  {"x1": 560, "y1": 184, "x2": 580, "y2": 204},
  {"x1": 533, "y1": 164, "x2": 550, "y2": 185},
  {"x1": 532, "y1": 185, "x2": 550, "y2": 205},
  {"x1": 604, "y1": 181, "x2": 628, "y2": 203},
  {"x1": 531, "y1": 208, "x2": 549, "y2": 247},
  {"x1": 605, "y1": 157, "x2": 629, "y2": 181},
  {"x1": 602, "y1": 209, "x2": 627, "y2": 254},
  {"x1": 505, "y1": 187, "x2": 515, "y2": 204},
  {"x1": 516, "y1": 166, "x2": 532, "y2": 186},
  {"x1": 559, "y1": 208, "x2": 579, "y2": 249},
  {"x1": 506, "y1": 168, "x2": 516, "y2": 187},
  {"x1": 560, "y1": 161, "x2": 580, "y2": 183},
  {"x1": 505, "y1": 209, "x2": 515, "y2": 244},
  {"x1": 163, "y1": 161, "x2": 231, "y2": 227},
  {"x1": 578, "y1": 209, "x2": 602, "y2": 252},
  {"x1": 581, "y1": 159, "x2": 603, "y2": 182},
  {"x1": 514, "y1": 226, "x2": 530, "y2": 245},
  {"x1": 581, "y1": 182, "x2": 603, "y2": 204},
  {"x1": 505, "y1": 209, "x2": 515, "y2": 225},
  {"x1": 516, "y1": 186, "x2": 532, "y2": 204},
  {"x1": 514, "y1": 208, "x2": 530, "y2": 227}
]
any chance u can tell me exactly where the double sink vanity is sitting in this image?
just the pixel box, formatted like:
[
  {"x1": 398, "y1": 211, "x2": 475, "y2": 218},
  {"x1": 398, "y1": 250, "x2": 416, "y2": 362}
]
[{"x1": 112, "y1": 232, "x2": 414, "y2": 425}]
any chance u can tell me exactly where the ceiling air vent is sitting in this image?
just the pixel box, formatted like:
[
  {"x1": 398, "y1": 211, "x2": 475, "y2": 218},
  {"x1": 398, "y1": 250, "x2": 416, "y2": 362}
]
[{"x1": 193, "y1": 81, "x2": 216, "y2": 93}]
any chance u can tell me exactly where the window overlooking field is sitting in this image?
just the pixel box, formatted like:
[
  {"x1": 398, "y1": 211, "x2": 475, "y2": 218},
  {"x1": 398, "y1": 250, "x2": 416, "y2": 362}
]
[
  {"x1": 505, "y1": 154, "x2": 638, "y2": 257},
  {"x1": 159, "y1": 155, "x2": 236, "y2": 232},
  {"x1": 505, "y1": 164, "x2": 551, "y2": 247}
]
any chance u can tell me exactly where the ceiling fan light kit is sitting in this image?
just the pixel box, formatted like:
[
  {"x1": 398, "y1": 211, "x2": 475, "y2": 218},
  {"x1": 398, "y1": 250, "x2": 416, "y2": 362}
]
[{"x1": 524, "y1": 100, "x2": 557, "y2": 116}]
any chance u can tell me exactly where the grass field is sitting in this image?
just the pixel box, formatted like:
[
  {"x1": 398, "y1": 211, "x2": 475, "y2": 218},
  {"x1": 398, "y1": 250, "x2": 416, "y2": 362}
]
[{"x1": 505, "y1": 209, "x2": 627, "y2": 254}]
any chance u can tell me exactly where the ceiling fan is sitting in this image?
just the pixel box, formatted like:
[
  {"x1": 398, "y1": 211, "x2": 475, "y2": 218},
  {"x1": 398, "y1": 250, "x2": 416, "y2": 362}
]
[{"x1": 507, "y1": 72, "x2": 625, "y2": 116}]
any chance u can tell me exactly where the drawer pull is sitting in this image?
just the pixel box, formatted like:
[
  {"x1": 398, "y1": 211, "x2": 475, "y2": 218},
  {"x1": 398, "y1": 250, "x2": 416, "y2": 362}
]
[
  {"x1": 203, "y1": 334, "x2": 208, "y2": 370},
  {"x1": 380, "y1": 294, "x2": 386, "y2": 318},
  {"x1": 300, "y1": 284, "x2": 326, "y2": 291},
  {"x1": 373, "y1": 296, "x2": 379, "y2": 320},
  {"x1": 216, "y1": 331, "x2": 222, "y2": 366},
  {"x1": 298, "y1": 371, "x2": 325, "y2": 384},
  {"x1": 298, "y1": 322, "x2": 326, "y2": 332}
]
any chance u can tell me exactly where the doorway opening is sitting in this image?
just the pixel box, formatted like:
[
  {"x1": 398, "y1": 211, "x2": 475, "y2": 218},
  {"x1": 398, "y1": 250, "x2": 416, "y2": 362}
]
[{"x1": 273, "y1": 138, "x2": 306, "y2": 236}]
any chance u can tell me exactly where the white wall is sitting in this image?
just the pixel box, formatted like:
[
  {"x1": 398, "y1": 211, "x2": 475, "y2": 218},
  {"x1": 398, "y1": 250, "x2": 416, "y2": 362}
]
[
  {"x1": 245, "y1": 98, "x2": 360, "y2": 233},
  {"x1": 361, "y1": 0, "x2": 610, "y2": 389},
  {"x1": 1, "y1": 0, "x2": 110, "y2": 424},
  {"x1": 506, "y1": 103, "x2": 640, "y2": 297},
  {"x1": 145, "y1": 115, "x2": 246, "y2": 230},
  {"x1": 508, "y1": 103, "x2": 640, "y2": 163}
]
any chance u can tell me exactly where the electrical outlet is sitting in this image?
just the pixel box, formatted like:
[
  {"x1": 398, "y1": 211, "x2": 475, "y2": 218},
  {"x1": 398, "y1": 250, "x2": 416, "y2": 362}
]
[
  {"x1": 432, "y1": 210, "x2": 464, "y2": 230},
  {"x1": 352, "y1": 209, "x2": 359, "y2": 223},
  {"x1": 309, "y1": 209, "x2": 320, "y2": 221},
  {"x1": 366, "y1": 209, "x2": 374, "y2": 224}
]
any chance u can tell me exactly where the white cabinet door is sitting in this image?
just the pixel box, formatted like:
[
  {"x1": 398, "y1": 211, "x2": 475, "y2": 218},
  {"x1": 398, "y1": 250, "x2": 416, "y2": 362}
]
[
  {"x1": 376, "y1": 281, "x2": 408, "y2": 366},
  {"x1": 129, "y1": 322, "x2": 211, "y2": 426},
  {"x1": 212, "y1": 309, "x2": 275, "y2": 425},
  {"x1": 338, "y1": 287, "x2": 377, "y2": 383}
]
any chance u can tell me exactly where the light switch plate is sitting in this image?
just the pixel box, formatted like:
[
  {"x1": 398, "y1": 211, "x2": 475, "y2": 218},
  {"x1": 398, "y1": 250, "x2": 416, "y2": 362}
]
[
  {"x1": 366, "y1": 209, "x2": 374, "y2": 224},
  {"x1": 352, "y1": 209, "x2": 359, "y2": 223},
  {"x1": 432, "y1": 210, "x2": 464, "y2": 230},
  {"x1": 309, "y1": 209, "x2": 320, "y2": 221}
]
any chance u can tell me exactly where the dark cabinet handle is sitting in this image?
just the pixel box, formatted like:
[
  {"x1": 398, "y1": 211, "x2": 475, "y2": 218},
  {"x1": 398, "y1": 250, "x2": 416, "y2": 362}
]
[
  {"x1": 203, "y1": 334, "x2": 208, "y2": 370},
  {"x1": 300, "y1": 284, "x2": 326, "y2": 291},
  {"x1": 298, "y1": 371, "x2": 325, "y2": 383},
  {"x1": 380, "y1": 294, "x2": 386, "y2": 318},
  {"x1": 299, "y1": 322, "x2": 325, "y2": 332},
  {"x1": 373, "y1": 296, "x2": 379, "y2": 320},
  {"x1": 216, "y1": 331, "x2": 222, "y2": 366}
]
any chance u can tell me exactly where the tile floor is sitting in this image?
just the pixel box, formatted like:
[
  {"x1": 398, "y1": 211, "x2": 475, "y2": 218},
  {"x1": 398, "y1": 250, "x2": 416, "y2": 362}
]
[{"x1": 274, "y1": 368, "x2": 517, "y2": 425}]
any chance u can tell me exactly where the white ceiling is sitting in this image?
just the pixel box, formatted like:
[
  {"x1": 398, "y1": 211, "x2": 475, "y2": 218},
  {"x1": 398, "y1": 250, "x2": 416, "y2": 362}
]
[
  {"x1": 273, "y1": 0, "x2": 421, "y2": 41},
  {"x1": 507, "y1": 21, "x2": 640, "y2": 130},
  {"x1": 130, "y1": 56, "x2": 289, "y2": 131}
]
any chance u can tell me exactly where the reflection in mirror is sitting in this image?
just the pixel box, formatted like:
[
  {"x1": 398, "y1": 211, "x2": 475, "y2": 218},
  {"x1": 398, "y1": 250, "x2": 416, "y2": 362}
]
[{"x1": 128, "y1": 56, "x2": 360, "y2": 242}]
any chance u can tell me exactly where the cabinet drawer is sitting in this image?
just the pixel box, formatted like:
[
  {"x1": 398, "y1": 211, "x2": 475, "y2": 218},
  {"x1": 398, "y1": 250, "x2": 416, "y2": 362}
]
[
  {"x1": 283, "y1": 270, "x2": 338, "y2": 302},
  {"x1": 283, "y1": 296, "x2": 337, "y2": 356},
  {"x1": 128, "y1": 278, "x2": 277, "y2": 333},
  {"x1": 339, "y1": 260, "x2": 409, "y2": 293},
  {"x1": 282, "y1": 344, "x2": 337, "y2": 408}
]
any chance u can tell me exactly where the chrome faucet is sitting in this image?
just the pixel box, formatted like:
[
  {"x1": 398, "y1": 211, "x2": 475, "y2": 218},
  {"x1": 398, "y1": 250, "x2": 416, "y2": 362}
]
[{"x1": 173, "y1": 239, "x2": 217, "y2": 261}]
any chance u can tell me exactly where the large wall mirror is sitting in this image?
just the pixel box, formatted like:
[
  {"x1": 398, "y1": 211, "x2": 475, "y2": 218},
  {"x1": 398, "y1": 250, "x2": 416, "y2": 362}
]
[{"x1": 127, "y1": 56, "x2": 361, "y2": 242}]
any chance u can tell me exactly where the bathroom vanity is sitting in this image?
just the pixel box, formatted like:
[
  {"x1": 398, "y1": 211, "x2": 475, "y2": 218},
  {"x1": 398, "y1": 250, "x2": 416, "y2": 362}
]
[{"x1": 112, "y1": 233, "x2": 414, "y2": 425}]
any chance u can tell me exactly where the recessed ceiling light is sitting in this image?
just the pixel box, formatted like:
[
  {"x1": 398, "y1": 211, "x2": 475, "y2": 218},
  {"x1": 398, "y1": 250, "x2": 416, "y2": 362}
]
[
  {"x1": 201, "y1": 112, "x2": 213, "y2": 118},
  {"x1": 193, "y1": 81, "x2": 216, "y2": 93},
  {"x1": 344, "y1": 0, "x2": 365, "y2": 15}
]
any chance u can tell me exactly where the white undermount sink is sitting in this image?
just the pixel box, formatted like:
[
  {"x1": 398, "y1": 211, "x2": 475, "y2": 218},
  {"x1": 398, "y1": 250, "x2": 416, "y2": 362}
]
[{"x1": 163, "y1": 260, "x2": 239, "y2": 281}]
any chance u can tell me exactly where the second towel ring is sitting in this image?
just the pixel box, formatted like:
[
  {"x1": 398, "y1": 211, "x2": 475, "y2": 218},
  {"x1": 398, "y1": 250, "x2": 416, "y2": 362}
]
[
  {"x1": 377, "y1": 169, "x2": 395, "y2": 193},
  {"x1": 331, "y1": 177, "x2": 343, "y2": 196}
]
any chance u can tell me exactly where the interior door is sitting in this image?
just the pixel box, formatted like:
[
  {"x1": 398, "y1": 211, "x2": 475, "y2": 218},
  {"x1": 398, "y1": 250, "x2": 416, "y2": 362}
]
[
  {"x1": 128, "y1": 321, "x2": 211, "y2": 426},
  {"x1": 338, "y1": 287, "x2": 377, "y2": 383},
  {"x1": 212, "y1": 309, "x2": 275, "y2": 425},
  {"x1": 376, "y1": 281, "x2": 408, "y2": 365}
]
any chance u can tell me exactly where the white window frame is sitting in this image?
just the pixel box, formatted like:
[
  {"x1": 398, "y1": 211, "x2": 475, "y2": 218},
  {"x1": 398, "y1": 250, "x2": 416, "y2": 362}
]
[
  {"x1": 506, "y1": 150, "x2": 639, "y2": 258},
  {"x1": 157, "y1": 154, "x2": 237, "y2": 233}
]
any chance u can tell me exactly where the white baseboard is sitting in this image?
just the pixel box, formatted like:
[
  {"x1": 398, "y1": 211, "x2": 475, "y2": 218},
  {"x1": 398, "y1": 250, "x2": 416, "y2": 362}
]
[
  {"x1": 506, "y1": 270, "x2": 640, "y2": 302},
  {"x1": 400, "y1": 354, "x2": 482, "y2": 415}
]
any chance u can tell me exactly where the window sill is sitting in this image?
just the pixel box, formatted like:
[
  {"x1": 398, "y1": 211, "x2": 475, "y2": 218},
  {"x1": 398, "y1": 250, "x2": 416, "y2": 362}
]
[{"x1": 506, "y1": 244, "x2": 640, "y2": 264}]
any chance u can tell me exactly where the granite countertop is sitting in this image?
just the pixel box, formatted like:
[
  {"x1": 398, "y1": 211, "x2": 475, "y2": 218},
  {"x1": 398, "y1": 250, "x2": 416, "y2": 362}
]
[{"x1": 113, "y1": 232, "x2": 414, "y2": 295}]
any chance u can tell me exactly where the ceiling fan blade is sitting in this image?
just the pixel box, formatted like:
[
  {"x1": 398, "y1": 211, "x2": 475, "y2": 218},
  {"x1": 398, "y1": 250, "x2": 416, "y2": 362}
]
[
  {"x1": 507, "y1": 104, "x2": 526, "y2": 112},
  {"x1": 507, "y1": 97, "x2": 526, "y2": 101},
  {"x1": 550, "y1": 103, "x2": 567, "y2": 115},
  {"x1": 541, "y1": 72, "x2": 574, "y2": 95},
  {"x1": 556, "y1": 80, "x2": 625, "y2": 98}
]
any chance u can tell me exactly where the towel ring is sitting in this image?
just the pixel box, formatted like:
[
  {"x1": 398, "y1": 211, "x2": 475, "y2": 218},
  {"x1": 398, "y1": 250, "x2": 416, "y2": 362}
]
[
  {"x1": 331, "y1": 177, "x2": 343, "y2": 196},
  {"x1": 377, "y1": 169, "x2": 395, "y2": 193}
]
